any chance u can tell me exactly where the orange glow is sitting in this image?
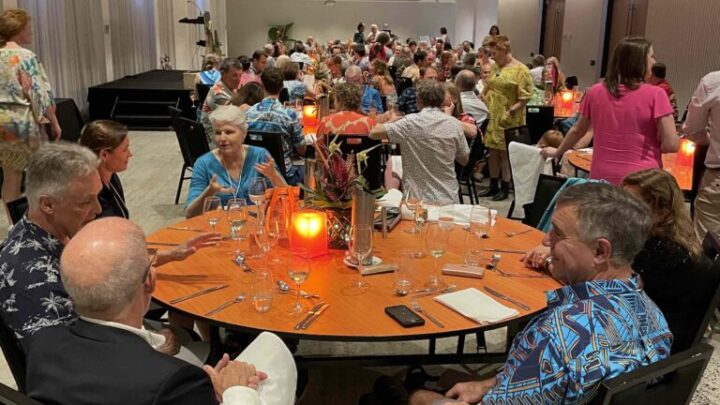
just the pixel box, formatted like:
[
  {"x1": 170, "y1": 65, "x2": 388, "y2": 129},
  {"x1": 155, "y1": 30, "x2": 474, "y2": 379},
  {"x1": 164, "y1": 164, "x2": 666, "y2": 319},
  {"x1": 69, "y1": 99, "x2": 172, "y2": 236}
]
[
  {"x1": 289, "y1": 210, "x2": 328, "y2": 257},
  {"x1": 561, "y1": 91, "x2": 573, "y2": 103},
  {"x1": 302, "y1": 105, "x2": 319, "y2": 126},
  {"x1": 676, "y1": 138, "x2": 696, "y2": 167}
]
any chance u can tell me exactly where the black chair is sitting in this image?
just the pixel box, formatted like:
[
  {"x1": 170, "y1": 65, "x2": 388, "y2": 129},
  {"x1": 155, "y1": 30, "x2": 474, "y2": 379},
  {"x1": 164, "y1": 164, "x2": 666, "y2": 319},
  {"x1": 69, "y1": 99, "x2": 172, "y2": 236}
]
[
  {"x1": 521, "y1": 174, "x2": 567, "y2": 229},
  {"x1": 455, "y1": 125, "x2": 487, "y2": 204},
  {"x1": 504, "y1": 126, "x2": 532, "y2": 219},
  {"x1": 244, "y1": 131, "x2": 288, "y2": 179},
  {"x1": 334, "y1": 134, "x2": 384, "y2": 191},
  {"x1": 168, "y1": 107, "x2": 210, "y2": 204},
  {"x1": 689, "y1": 144, "x2": 709, "y2": 217},
  {"x1": 0, "y1": 381, "x2": 40, "y2": 405},
  {"x1": 0, "y1": 316, "x2": 27, "y2": 393},
  {"x1": 589, "y1": 342, "x2": 713, "y2": 405},
  {"x1": 279, "y1": 87, "x2": 290, "y2": 105},
  {"x1": 525, "y1": 105, "x2": 555, "y2": 145},
  {"x1": 196, "y1": 83, "x2": 211, "y2": 107},
  {"x1": 6, "y1": 197, "x2": 27, "y2": 224}
]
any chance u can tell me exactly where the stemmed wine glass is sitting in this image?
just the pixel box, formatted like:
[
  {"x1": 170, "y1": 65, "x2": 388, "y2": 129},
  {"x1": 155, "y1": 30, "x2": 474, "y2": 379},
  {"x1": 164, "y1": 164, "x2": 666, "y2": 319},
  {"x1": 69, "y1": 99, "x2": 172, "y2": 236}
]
[
  {"x1": 287, "y1": 250, "x2": 311, "y2": 315},
  {"x1": 203, "y1": 196, "x2": 222, "y2": 232},
  {"x1": 227, "y1": 198, "x2": 248, "y2": 258},
  {"x1": 425, "y1": 221, "x2": 450, "y2": 289},
  {"x1": 403, "y1": 188, "x2": 423, "y2": 234},
  {"x1": 349, "y1": 225, "x2": 373, "y2": 290},
  {"x1": 249, "y1": 177, "x2": 269, "y2": 223}
]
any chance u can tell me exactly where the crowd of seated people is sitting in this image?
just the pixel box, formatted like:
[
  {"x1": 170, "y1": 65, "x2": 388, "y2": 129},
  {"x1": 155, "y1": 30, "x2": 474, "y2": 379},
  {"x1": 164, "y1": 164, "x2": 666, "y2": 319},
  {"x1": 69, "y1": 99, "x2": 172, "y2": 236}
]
[{"x1": 2, "y1": 6, "x2": 720, "y2": 404}]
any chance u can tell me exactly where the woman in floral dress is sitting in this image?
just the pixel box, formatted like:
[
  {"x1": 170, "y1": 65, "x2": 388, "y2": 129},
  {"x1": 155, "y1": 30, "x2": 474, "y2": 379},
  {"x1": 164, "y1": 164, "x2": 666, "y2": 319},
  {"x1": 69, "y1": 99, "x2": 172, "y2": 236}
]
[
  {"x1": 480, "y1": 35, "x2": 533, "y2": 201},
  {"x1": 0, "y1": 9, "x2": 59, "y2": 225}
]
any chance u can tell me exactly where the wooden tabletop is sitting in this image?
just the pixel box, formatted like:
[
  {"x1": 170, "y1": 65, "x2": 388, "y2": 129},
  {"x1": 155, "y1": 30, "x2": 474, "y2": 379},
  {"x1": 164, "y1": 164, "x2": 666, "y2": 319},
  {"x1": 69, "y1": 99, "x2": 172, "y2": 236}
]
[
  {"x1": 566, "y1": 150, "x2": 692, "y2": 191},
  {"x1": 149, "y1": 214, "x2": 560, "y2": 341}
]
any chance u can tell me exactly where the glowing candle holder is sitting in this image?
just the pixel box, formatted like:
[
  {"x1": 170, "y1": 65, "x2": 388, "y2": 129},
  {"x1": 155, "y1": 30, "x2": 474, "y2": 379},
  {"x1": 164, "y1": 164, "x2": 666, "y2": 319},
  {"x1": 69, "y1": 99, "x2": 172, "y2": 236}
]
[
  {"x1": 676, "y1": 138, "x2": 696, "y2": 167},
  {"x1": 302, "y1": 104, "x2": 319, "y2": 127},
  {"x1": 560, "y1": 90, "x2": 574, "y2": 107},
  {"x1": 289, "y1": 209, "x2": 328, "y2": 257}
]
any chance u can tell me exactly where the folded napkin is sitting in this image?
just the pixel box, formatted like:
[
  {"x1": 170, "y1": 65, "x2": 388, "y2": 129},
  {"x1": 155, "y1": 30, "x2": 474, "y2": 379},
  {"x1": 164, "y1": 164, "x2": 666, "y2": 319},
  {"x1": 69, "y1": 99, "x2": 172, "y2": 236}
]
[
  {"x1": 434, "y1": 288, "x2": 518, "y2": 324},
  {"x1": 508, "y1": 142, "x2": 554, "y2": 207},
  {"x1": 236, "y1": 331, "x2": 297, "y2": 405},
  {"x1": 401, "y1": 204, "x2": 497, "y2": 227}
]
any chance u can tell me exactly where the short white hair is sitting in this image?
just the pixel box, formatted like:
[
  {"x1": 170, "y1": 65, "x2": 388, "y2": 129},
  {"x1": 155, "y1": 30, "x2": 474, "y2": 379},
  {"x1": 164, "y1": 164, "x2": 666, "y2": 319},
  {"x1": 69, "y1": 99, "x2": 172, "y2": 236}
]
[
  {"x1": 209, "y1": 105, "x2": 248, "y2": 131},
  {"x1": 25, "y1": 142, "x2": 99, "y2": 209}
]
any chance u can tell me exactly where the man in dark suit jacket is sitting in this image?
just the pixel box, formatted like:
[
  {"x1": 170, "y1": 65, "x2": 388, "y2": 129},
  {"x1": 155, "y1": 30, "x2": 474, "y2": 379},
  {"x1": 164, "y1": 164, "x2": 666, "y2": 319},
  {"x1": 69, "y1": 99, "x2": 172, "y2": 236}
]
[{"x1": 26, "y1": 218, "x2": 265, "y2": 405}]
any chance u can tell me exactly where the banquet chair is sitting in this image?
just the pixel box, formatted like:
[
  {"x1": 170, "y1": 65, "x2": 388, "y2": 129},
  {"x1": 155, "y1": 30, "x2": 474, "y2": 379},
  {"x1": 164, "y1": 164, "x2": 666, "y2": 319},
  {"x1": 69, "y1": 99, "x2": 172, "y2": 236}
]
[
  {"x1": 244, "y1": 131, "x2": 288, "y2": 179},
  {"x1": 169, "y1": 107, "x2": 210, "y2": 204},
  {"x1": 195, "y1": 84, "x2": 211, "y2": 109},
  {"x1": 6, "y1": 196, "x2": 28, "y2": 224},
  {"x1": 504, "y1": 126, "x2": 532, "y2": 219},
  {"x1": 0, "y1": 317, "x2": 27, "y2": 393},
  {"x1": 525, "y1": 105, "x2": 555, "y2": 145},
  {"x1": 589, "y1": 342, "x2": 713, "y2": 405},
  {"x1": 522, "y1": 174, "x2": 567, "y2": 229},
  {"x1": 0, "y1": 381, "x2": 40, "y2": 405},
  {"x1": 456, "y1": 124, "x2": 487, "y2": 204}
]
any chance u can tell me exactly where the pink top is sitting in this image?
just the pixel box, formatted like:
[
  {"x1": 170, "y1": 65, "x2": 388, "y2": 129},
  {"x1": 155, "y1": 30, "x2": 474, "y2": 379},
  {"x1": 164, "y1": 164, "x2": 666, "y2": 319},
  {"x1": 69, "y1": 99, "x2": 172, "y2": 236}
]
[{"x1": 581, "y1": 82, "x2": 673, "y2": 184}]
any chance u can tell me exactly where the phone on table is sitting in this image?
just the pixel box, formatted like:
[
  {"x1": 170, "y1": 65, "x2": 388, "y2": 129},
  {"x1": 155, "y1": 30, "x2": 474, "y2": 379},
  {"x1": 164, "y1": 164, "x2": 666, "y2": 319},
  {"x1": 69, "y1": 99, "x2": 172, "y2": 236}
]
[{"x1": 385, "y1": 305, "x2": 425, "y2": 328}]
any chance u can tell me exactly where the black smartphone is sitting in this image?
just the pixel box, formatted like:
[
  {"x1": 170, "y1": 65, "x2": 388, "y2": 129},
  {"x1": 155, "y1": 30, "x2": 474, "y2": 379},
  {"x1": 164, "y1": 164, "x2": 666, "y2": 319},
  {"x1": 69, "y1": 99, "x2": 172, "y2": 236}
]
[{"x1": 385, "y1": 305, "x2": 425, "y2": 328}]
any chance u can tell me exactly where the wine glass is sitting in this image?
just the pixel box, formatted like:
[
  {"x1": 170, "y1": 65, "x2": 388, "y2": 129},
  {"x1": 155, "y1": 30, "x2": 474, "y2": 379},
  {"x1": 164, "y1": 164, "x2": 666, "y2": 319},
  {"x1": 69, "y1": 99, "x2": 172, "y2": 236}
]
[
  {"x1": 403, "y1": 188, "x2": 422, "y2": 234},
  {"x1": 425, "y1": 221, "x2": 450, "y2": 289},
  {"x1": 254, "y1": 226, "x2": 272, "y2": 258},
  {"x1": 249, "y1": 177, "x2": 268, "y2": 222},
  {"x1": 349, "y1": 225, "x2": 373, "y2": 290},
  {"x1": 469, "y1": 205, "x2": 491, "y2": 238},
  {"x1": 203, "y1": 196, "x2": 222, "y2": 232},
  {"x1": 287, "y1": 250, "x2": 311, "y2": 315},
  {"x1": 227, "y1": 198, "x2": 248, "y2": 239}
]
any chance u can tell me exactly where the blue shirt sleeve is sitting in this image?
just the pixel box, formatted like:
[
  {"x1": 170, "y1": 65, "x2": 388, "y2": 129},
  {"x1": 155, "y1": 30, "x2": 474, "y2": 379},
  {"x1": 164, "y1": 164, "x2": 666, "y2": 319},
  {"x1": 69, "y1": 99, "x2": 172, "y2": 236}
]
[{"x1": 186, "y1": 152, "x2": 216, "y2": 208}]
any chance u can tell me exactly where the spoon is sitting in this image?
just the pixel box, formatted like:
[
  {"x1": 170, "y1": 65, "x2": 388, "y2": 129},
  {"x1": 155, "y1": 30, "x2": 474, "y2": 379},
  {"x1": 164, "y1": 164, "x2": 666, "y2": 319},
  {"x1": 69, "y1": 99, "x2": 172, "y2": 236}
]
[{"x1": 233, "y1": 252, "x2": 251, "y2": 272}]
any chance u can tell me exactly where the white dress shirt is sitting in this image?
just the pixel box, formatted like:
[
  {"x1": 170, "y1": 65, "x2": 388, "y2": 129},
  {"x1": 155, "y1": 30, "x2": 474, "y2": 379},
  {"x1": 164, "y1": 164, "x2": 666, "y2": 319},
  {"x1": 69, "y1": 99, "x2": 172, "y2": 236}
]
[
  {"x1": 460, "y1": 91, "x2": 489, "y2": 124},
  {"x1": 684, "y1": 70, "x2": 720, "y2": 168}
]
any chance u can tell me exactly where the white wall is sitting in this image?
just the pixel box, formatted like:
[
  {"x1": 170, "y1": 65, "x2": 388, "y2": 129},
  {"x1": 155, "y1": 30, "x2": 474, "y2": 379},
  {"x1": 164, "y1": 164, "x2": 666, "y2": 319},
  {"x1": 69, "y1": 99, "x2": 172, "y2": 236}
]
[
  {"x1": 497, "y1": 0, "x2": 542, "y2": 62},
  {"x1": 645, "y1": 0, "x2": 720, "y2": 109},
  {"x1": 561, "y1": 0, "x2": 607, "y2": 88},
  {"x1": 226, "y1": 0, "x2": 456, "y2": 56},
  {"x1": 455, "y1": 0, "x2": 499, "y2": 47}
]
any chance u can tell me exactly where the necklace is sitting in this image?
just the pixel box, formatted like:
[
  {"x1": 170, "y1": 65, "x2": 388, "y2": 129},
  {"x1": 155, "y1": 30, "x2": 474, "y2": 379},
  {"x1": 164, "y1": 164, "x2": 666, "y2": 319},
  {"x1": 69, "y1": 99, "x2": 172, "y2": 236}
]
[
  {"x1": 106, "y1": 178, "x2": 129, "y2": 219},
  {"x1": 220, "y1": 149, "x2": 245, "y2": 198}
]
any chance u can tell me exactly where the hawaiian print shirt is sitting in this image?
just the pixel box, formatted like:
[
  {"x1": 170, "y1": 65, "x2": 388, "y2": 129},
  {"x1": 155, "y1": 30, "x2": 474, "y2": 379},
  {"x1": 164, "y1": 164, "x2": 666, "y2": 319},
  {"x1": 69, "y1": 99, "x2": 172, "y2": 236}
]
[
  {"x1": 200, "y1": 79, "x2": 236, "y2": 143},
  {"x1": 0, "y1": 218, "x2": 74, "y2": 343},
  {"x1": 482, "y1": 275, "x2": 672, "y2": 404}
]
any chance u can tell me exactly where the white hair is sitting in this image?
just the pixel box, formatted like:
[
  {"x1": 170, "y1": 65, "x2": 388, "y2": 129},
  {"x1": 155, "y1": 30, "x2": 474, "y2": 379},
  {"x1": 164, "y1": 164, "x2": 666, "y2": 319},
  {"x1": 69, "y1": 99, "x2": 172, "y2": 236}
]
[
  {"x1": 209, "y1": 105, "x2": 248, "y2": 131},
  {"x1": 25, "y1": 142, "x2": 99, "y2": 209}
]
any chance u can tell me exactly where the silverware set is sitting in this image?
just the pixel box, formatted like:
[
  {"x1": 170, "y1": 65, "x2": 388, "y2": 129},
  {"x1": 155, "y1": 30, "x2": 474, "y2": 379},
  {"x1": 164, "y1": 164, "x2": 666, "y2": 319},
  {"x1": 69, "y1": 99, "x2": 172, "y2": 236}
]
[{"x1": 294, "y1": 302, "x2": 330, "y2": 330}]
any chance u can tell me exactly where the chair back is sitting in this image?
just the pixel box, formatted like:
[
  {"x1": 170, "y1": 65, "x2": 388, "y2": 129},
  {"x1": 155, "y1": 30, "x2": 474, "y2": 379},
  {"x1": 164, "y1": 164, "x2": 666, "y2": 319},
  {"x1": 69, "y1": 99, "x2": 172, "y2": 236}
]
[
  {"x1": 525, "y1": 106, "x2": 555, "y2": 145},
  {"x1": 334, "y1": 134, "x2": 383, "y2": 191},
  {"x1": 504, "y1": 126, "x2": 533, "y2": 218},
  {"x1": 522, "y1": 174, "x2": 567, "y2": 229},
  {"x1": 7, "y1": 197, "x2": 28, "y2": 225},
  {"x1": 590, "y1": 343, "x2": 713, "y2": 405},
  {"x1": 244, "y1": 131, "x2": 288, "y2": 178},
  {"x1": 0, "y1": 381, "x2": 40, "y2": 405},
  {"x1": 196, "y1": 83, "x2": 211, "y2": 106},
  {"x1": 171, "y1": 116, "x2": 210, "y2": 169},
  {"x1": 0, "y1": 316, "x2": 26, "y2": 393}
]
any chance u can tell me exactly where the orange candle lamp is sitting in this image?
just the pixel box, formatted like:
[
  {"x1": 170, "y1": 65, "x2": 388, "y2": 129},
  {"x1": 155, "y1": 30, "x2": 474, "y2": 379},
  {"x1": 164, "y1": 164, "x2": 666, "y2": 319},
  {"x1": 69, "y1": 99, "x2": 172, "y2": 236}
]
[
  {"x1": 302, "y1": 104, "x2": 319, "y2": 127},
  {"x1": 560, "y1": 90, "x2": 574, "y2": 107},
  {"x1": 289, "y1": 209, "x2": 328, "y2": 257},
  {"x1": 676, "y1": 138, "x2": 696, "y2": 167}
]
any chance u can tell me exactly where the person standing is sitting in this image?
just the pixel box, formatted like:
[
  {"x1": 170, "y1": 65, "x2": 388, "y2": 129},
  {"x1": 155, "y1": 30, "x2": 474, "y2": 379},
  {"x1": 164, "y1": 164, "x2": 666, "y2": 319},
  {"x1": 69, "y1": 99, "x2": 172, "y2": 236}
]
[
  {"x1": 0, "y1": 9, "x2": 60, "y2": 225},
  {"x1": 354, "y1": 22, "x2": 365, "y2": 45}
]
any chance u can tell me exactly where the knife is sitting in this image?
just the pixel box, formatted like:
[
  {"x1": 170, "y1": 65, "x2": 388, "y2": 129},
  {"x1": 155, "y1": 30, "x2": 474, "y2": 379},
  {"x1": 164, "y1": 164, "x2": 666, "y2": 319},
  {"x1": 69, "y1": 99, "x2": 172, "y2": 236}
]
[
  {"x1": 483, "y1": 286, "x2": 530, "y2": 311},
  {"x1": 293, "y1": 302, "x2": 326, "y2": 330},
  {"x1": 300, "y1": 303, "x2": 330, "y2": 330},
  {"x1": 482, "y1": 248, "x2": 527, "y2": 254},
  {"x1": 169, "y1": 284, "x2": 229, "y2": 304},
  {"x1": 167, "y1": 226, "x2": 204, "y2": 232}
]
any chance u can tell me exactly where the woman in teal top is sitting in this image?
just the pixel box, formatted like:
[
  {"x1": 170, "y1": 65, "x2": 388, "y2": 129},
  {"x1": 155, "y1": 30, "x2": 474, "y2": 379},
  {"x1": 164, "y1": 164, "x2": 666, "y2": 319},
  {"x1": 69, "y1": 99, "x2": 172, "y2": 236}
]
[{"x1": 185, "y1": 105, "x2": 286, "y2": 216}]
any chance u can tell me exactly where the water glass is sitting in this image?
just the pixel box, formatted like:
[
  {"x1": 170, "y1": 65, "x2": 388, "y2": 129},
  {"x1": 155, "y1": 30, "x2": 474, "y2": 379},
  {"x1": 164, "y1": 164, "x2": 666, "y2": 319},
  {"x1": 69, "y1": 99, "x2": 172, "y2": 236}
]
[
  {"x1": 227, "y1": 198, "x2": 248, "y2": 240},
  {"x1": 439, "y1": 204, "x2": 455, "y2": 231},
  {"x1": 249, "y1": 177, "x2": 268, "y2": 221},
  {"x1": 203, "y1": 196, "x2": 222, "y2": 231},
  {"x1": 395, "y1": 249, "x2": 415, "y2": 295},
  {"x1": 469, "y1": 205, "x2": 494, "y2": 238},
  {"x1": 252, "y1": 271, "x2": 274, "y2": 313},
  {"x1": 349, "y1": 225, "x2": 373, "y2": 290},
  {"x1": 464, "y1": 229, "x2": 485, "y2": 266},
  {"x1": 425, "y1": 221, "x2": 449, "y2": 288}
]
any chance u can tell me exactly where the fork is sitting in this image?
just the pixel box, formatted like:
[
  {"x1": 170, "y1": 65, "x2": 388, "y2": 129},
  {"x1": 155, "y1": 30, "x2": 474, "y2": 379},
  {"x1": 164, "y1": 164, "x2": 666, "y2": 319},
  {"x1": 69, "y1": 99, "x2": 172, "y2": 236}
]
[
  {"x1": 504, "y1": 229, "x2": 532, "y2": 238},
  {"x1": 410, "y1": 299, "x2": 444, "y2": 328}
]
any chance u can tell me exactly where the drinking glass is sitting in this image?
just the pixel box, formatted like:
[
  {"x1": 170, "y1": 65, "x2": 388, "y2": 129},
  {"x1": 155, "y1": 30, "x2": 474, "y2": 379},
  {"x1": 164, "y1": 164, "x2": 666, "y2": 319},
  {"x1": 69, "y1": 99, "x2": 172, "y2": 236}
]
[
  {"x1": 254, "y1": 226, "x2": 272, "y2": 258},
  {"x1": 349, "y1": 225, "x2": 373, "y2": 290},
  {"x1": 287, "y1": 250, "x2": 311, "y2": 315},
  {"x1": 227, "y1": 198, "x2": 248, "y2": 239},
  {"x1": 203, "y1": 196, "x2": 222, "y2": 232},
  {"x1": 403, "y1": 188, "x2": 422, "y2": 234},
  {"x1": 464, "y1": 227, "x2": 485, "y2": 267},
  {"x1": 543, "y1": 80, "x2": 554, "y2": 105},
  {"x1": 439, "y1": 204, "x2": 455, "y2": 231},
  {"x1": 469, "y1": 205, "x2": 492, "y2": 238},
  {"x1": 252, "y1": 271, "x2": 274, "y2": 313},
  {"x1": 425, "y1": 221, "x2": 449, "y2": 288},
  {"x1": 249, "y1": 177, "x2": 268, "y2": 222},
  {"x1": 395, "y1": 249, "x2": 415, "y2": 295}
]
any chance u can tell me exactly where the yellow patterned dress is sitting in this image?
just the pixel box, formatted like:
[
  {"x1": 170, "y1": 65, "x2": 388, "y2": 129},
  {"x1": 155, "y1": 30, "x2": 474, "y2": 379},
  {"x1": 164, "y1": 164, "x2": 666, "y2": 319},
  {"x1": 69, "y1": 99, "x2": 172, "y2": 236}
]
[
  {"x1": 0, "y1": 46, "x2": 54, "y2": 170},
  {"x1": 482, "y1": 62, "x2": 533, "y2": 150}
]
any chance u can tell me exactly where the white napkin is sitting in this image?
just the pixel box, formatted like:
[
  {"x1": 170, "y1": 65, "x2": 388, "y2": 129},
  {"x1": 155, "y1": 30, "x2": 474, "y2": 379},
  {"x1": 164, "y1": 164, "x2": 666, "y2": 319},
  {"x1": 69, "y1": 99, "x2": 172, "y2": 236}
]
[
  {"x1": 377, "y1": 188, "x2": 403, "y2": 208},
  {"x1": 235, "y1": 331, "x2": 297, "y2": 405},
  {"x1": 401, "y1": 204, "x2": 497, "y2": 227},
  {"x1": 508, "y1": 142, "x2": 554, "y2": 207},
  {"x1": 577, "y1": 147, "x2": 593, "y2": 153},
  {"x1": 434, "y1": 288, "x2": 519, "y2": 324}
]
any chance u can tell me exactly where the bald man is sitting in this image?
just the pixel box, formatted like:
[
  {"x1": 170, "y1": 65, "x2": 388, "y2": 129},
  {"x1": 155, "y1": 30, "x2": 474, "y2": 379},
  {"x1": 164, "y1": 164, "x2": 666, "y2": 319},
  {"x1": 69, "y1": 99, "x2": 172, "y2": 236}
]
[
  {"x1": 455, "y1": 69, "x2": 488, "y2": 124},
  {"x1": 344, "y1": 65, "x2": 384, "y2": 115},
  {"x1": 26, "y1": 218, "x2": 268, "y2": 405}
]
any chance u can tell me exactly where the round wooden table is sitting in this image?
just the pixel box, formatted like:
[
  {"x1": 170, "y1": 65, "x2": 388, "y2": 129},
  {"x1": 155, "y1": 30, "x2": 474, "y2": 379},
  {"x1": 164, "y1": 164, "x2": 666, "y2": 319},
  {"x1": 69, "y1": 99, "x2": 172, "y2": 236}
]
[
  {"x1": 149, "y1": 214, "x2": 559, "y2": 345},
  {"x1": 566, "y1": 150, "x2": 692, "y2": 191}
]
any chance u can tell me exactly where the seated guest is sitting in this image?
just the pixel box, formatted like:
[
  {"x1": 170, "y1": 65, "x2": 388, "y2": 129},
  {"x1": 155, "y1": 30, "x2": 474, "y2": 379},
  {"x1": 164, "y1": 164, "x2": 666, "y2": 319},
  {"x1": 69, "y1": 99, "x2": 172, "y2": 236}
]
[
  {"x1": 402, "y1": 51, "x2": 429, "y2": 83},
  {"x1": 442, "y1": 82, "x2": 477, "y2": 139},
  {"x1": 250, "y1": 49, "x2": 268, "y2": 76},
  {"x1": 354, "y1": 22, "x2": 365, "y2": 45},
  {"x1": 455, "y1": 69, "x2": 488, "y2": 124},
  {"x1": 282, "y1": 62, "x2": 314, "y2": 104},
  {"x1": 648, "y1": 62, "x2": 679, "y2": 120},
  {"x1": 230, "y1": 81, "x2": 264, "y2": 112},
  {"x1": 370, "y1": 80, "x2": 469, "y2": 203},
  {"x1": 352, "y1": 44, "x2": 370, "y2": 72},
  {"x1": 238, "y1": 55, "x2": 260, "y2": 87},
  {"x1": 529, "y1": 54, "x2": 545, "y2": 87},
  {"x1": 412, "y1": 183, "x2": 672, "y2": 404},
  {"x1": 26, "y1": 218, "x2": 275, "y2": 405},
  {"x1": 196, "y1": 53, "x2": 221, "y2": 86},
  {"x1": 200, "y1": 57, "x2": 241, "y2": 144},
  {"x1": 345, "y1": 65, "x2": 384, "y2": 115},
  {"x1": 289, "y1": 41, "x2": 312, "y2": 65},
  {"x1": 245, "y1": 67, "x2": 306, "y2": 185},
  {"x1": 371, "y1": 59, "x2": 397, "y2": 107},
  {"x1": 0, "y1": 143, "x2": 217, "y2": 345},
  {"x1": 317, "y1": 83, "x2": 376, "y2": 147},
  {"x1": 264, "y1": 43, "x2": 275, "y2": 68},
  {"x1": 187, "y1": 105, "x2": 286, "y2": 216},
  {"x1": 536, "y1": 129, "x2": 563, "y2": 148},
  {"x1": 397, "y1": 66, "x2": 438, "y2": 115}
]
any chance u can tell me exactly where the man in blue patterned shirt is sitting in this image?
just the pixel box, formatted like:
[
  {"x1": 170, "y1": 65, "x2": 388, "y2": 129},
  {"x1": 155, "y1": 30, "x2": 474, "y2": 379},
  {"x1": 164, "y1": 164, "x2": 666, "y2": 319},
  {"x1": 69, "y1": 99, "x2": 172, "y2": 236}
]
[
  {"x1": 245, "y1": 67, "x2": 306, "y2": 185},
  {"x1": 411, "y1": 183, "x2": 673, "y2": 405}
]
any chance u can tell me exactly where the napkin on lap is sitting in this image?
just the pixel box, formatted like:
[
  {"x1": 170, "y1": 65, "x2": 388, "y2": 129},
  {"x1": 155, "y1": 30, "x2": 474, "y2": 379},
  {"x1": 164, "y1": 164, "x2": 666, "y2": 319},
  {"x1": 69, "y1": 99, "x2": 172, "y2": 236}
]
[{"x1": 434, "y1": 288, "x2": 519, "y2": 324}]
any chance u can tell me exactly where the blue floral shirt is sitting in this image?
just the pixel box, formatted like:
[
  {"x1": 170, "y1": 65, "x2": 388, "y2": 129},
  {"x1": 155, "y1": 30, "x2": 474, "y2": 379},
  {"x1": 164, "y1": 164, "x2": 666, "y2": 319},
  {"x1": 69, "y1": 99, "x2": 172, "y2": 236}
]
[
  {"x1": 482, "y1": 275, "x2": 672, "y2": 404},
  {"x1": 361, "y1": 85, "x2": 384, "y2": 115},
  {"x1": 245, "y1": 98, "x2": 304, "y2": 182},
  {"x1": 0, "y1": 218, "x2": 74, "y2": 344}
]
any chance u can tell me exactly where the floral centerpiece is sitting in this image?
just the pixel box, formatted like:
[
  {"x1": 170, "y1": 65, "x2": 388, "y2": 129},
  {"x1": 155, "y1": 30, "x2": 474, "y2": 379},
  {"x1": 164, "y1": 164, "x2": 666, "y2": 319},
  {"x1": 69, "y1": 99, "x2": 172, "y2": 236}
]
[{"x1": 302, "y1": 136, "x2": 386, "y2": 248}]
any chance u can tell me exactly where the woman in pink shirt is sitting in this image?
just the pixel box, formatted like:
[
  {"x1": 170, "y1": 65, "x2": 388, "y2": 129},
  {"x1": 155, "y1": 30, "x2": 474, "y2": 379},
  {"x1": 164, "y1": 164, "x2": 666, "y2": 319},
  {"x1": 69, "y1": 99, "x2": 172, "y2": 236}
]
[{"x1": 542, "y1": 37, "x2": 679, "y2": 185}]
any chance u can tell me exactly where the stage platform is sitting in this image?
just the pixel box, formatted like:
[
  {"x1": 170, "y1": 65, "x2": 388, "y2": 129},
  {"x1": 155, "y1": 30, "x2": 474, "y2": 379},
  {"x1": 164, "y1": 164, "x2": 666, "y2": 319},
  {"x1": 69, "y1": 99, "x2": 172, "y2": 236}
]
[{"x1": 88, "y1": 70, "x2": 196, "y2": 130}]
